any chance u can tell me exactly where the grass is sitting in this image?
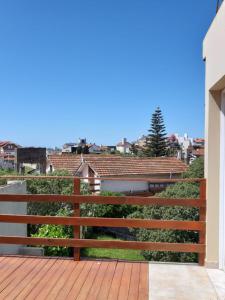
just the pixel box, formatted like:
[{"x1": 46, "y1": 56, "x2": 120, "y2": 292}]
[{"x1": 81, "y1": 234, "x2": 146, "y2": 261}]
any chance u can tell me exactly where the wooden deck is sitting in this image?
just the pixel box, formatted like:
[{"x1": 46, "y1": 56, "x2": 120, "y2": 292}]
[{"x1": 0, "y1": 256, "x2": 148, "y2": 300}]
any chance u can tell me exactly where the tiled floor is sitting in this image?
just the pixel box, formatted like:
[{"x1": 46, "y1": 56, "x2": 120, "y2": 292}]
[{"x1": 149, "y1": 263, "x2": 225, "y2": 300}]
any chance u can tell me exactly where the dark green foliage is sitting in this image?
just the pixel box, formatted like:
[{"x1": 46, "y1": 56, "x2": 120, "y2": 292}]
[
  {"x1": 27, "y1": 170, "x2": 89, "y2": 236},
  {"x1": 129, "y1": 158, "x2": 204, "y2": 263},
  {"x1": 82, "y1": 145, "x2": 90, "y2": 154},
  {"x1": 184, "y1": 157, "x2": 204, "y2": 179},
  {"x1": 81, "y1": 191, "x2": 137, "y2": 219},
  {"x1": 130, "y1": 143, "x2": 139, "y2": 156},
  {"x1": 145, "y1": 107, "x2": 168, "y2": 157},
  {"x1": 76, "y1": 146, "x2": 83, "y2": 154},
  {"x1": 27, "y1": 170, "x2": 74, "y2": 218}
]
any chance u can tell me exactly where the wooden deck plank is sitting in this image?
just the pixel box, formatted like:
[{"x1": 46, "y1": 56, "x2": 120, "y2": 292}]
[
  {"x1": 0, "y1": 257, "x2": 34, "y2": 295},
  {"x1": 138, "y1": 263, "x2": 149, "y2": 300},
  {"x1": 55, "y1": 261, "x2": 86, "y2": 300},
  {"x1": 0, "y1": 257, "x2": 149, "y2": 300},
  {"x1": 4, "y1": 258, "x2": 50, "y2": 300},
  {"x1": 96, "y1": 261, "x2": 117, "y2": 300},
  {"x1": 76, "y1": 261, "x2": 101, "y2": 300},
  {"x1": 16, "y1": 258, "x2": 58, "y2": 300},
  {"x1": 36, "y1": 259, "x2": 71, "y2": 299},
  {"x1": 118, "y1": 262, "x2": 133, "y2": 300},
  {"x1": 0, "y1": 257, "x2": 27, "y2": 287},
  {"x1": 47, "y1": 260, "x2": 78, "y2": 300},
  {"x1": 108, "y1": 262, "x2": 125, "y2": 300},
  {"x1": 128, "y1": 263, "x2": 141, "y2": 300},
  {"x1": 0, "y1": 256, "x2": 7, "y2": 263},
  {"x1": 86, "y1": 261, "x2": 109, "y2": 300},
  {"x1": 0, "y1": 258, "x2": 38, "y2": 298},
  {"x1": 25, "y1": 258, "x2": 63, "y2": 299},
  {"x1": 66, "y1": 261, "x2": 94, "y2": 299}
]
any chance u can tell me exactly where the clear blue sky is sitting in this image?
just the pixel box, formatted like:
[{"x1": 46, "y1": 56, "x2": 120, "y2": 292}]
[{"x1": 0, "y1": 0, "x2": 216, "y2": 147}]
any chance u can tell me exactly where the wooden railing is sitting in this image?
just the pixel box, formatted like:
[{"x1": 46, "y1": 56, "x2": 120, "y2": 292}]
[{"x1": 0, "y1": 176, "x2": 206, "y2": 265}]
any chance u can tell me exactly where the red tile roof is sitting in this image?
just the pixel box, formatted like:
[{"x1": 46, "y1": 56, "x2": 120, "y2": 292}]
[
  {"x1": 193, "y1": 138, "x2": 205, "y2": 143},
  {"x1": 49, "y1": 154, "x2": 82, "y2": 174},
  {"x1": 0, "y1": 141, "x2": 11, "y2": 147},
  {"x1": 0, "y1": 141, "x2": 20, "y2": 148},
  {"x1": 49, "y1": 154, "x2": 187, "y2": 177}
]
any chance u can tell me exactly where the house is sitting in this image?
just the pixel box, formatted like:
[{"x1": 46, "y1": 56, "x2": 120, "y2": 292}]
[
  {"x1": 116, "y1": 138, "x2": 131, "y2": 154},
  {"x1": 203, "y1": 0, "x2": 225, "y2": 270},
  {"x1": 87, "y1": 143, "x2": 101, "y2": 154},
  {"x1": 0, "y1": 141, "x2": 20, "y2": 157},
  {"x1": 100, "y1": 145, "x2": 116, "y2": 153},
  {"x1": 0, "y1": 141, "x2": 20, "y2": 168},
  {"x1": 48, "y1": 154, "x2": 187, "y2": 194},
  {"x1": 47, "y1": 153, "x2": 82, "y2": 174},
  {"x1": 62, "y1": 138, "x2": 87, "y2": 153},
  {"x1": 135, "y1": 135, "x2": 147, "y2": 148},
  {"x1": 193, "y1": 138, "x2": 205, "y2": 148}
]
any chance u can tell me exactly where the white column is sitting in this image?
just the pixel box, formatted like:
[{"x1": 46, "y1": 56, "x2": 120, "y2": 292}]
[{"x1": 219, "y1": 90, "x2": 225, "y2": 270}]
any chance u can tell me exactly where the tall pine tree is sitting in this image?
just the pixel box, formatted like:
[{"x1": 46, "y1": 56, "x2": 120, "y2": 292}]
[{"x1": 145, "y1": 107, "x2": 168, "y2": 157}]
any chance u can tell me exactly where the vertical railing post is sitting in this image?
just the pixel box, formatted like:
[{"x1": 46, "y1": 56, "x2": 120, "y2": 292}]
[
  {"x1": 199, "y1": 179, "x2": 206, "y2": 266},
  {"x1": 73, "y1": 177, "x2": 80, "y2": 261}
]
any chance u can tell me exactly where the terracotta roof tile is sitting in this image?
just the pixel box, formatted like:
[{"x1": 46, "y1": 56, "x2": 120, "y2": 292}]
[
  {"x1": 49, "y1": 154, "x2": 187, "y2": 177},
  {"x1": 49, "y1": 154, "x2": 82, "y2": 174}
]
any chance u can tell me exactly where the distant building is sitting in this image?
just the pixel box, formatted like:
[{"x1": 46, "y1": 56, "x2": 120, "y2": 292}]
[
  {"x1": 193, "y1": 138, "x2": 205, "y2": 148},
  {"x1": 135, "y1": 135, "x2": 147, "y2": 148},
  {"x1": 116, "y1": 138, "x2": 131, "y2": 154},
  {"x1": 88, "y1": 144, "x2": 101, "y2": 154},
  {"x1": 100, "y1": 145, "x2": 116, "y2": 153},
  {"x1": 62, "y1": 138, "x2": 87, "y2": 153},
  {"x1": 0, "y1": 141, "x2": 21, "y2": 168}
]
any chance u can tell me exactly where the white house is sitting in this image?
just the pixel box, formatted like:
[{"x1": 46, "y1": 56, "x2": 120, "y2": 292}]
[{"x1": 116, "y1": 138, "x2": 131, "y2": 154}]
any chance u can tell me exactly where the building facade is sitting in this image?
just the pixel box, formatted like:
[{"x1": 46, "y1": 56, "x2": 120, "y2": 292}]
[{"x1": 203, "y1": 0, "x2": 225, "y2": 270}]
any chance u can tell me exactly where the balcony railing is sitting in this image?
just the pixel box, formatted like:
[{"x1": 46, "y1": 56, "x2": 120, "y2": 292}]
[{"x1": 0, "y1": 176, "x2": 206, "y2": 265}]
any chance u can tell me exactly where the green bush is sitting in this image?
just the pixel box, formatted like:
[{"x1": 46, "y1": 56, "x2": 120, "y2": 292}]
[
  {"x1": 0, "y1": 169, "x2": 16, "y2": 186},
  {"x1": 81, "y1": 191, "x2": 137, "y2": 219},
  {"x1": 128, "y1": 158, "x2": 204, "y2": 263},
  {"x1": 32, "y1": 208, "x2": 73, "y2": 256}
]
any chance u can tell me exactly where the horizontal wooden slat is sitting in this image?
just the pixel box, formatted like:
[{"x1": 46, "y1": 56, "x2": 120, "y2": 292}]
[
  {"x1": 0, "y1": 175, "x2": 204, "y2": 183},
  {"x1": 0, "y1": 236, "x2": 205, "y2": 253},
  {"x1": 0, "y1": 194, "x2": 205, "y2": 207},
  {"x1": 0, "y1": 214, "x2": 205, "y2": 231}
]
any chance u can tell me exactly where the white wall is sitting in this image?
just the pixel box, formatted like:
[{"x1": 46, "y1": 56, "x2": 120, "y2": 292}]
[
  {"x1": 0, "y1": 181, "x2": 27, "y2": 255},
  {"x1": 100, "y1": 180, "x2": 148, "y2": 193},
  {"x1": 203, "y1": 1, "x2": 225, "y2": 268},
  {"x1": 116, "y1": 146, "x2": 130, "y2": 154}
]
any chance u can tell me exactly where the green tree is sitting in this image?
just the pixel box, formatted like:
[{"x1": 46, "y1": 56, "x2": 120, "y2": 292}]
[
  {"x1": 145, "y1": 107, "x2": 167, "y2": 157},
  {"x1": 129, "y1": 157, "x2": 204, "y2": 263},
  {"x1": 130, "y1": 143, "x2": 138, "y2": 156},
  {"x1": 184, "y1": 157, "x2": 204, "y2": 179}
]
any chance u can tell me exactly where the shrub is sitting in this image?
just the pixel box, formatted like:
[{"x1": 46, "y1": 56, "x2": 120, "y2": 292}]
[
  {"x1": 31, "y1": 208, "x2": 73, "y2": 256},
  {"x1": 81, "y1": 191, "x2": 137, "y2": 218},
  {"x1": 128, "y1": 158, "x2": 204, "y2": 263}
]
